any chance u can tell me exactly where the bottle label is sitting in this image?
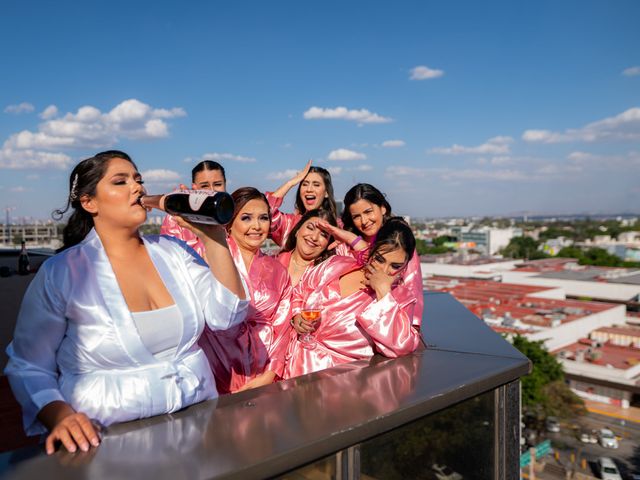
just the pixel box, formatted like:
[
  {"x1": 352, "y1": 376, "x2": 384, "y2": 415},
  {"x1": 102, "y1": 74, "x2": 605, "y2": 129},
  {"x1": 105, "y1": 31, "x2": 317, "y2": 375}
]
[
  {"x1": 180, "y1": 213, "x2": 220, "y2": 225},
  {"x1": 188, "y1": 191, "x2": 211, "y2": 212}
]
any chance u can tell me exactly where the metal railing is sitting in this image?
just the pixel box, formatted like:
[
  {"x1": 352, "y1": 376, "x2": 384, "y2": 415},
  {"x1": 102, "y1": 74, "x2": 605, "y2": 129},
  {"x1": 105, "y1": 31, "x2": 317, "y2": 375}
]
[{"x1": 1, "y1": 292, "x2": 530, "y2": 480}]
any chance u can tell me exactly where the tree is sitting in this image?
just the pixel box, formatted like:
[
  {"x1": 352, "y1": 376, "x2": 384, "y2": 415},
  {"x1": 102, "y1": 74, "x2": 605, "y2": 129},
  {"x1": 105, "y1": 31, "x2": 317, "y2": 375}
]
[
  {"x1": 501, "y1": 237, "x2": 548, "y2": 260},
  {"x1": 511, "y1": 336, "x2": 585, "y2": 418}
]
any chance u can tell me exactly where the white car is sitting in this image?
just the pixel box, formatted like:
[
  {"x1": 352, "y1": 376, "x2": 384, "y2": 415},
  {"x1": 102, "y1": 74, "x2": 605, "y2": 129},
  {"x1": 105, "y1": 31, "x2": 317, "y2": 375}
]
[
  {"x1": 597, "y1": 457, "x2": 622, "y2": 480},
  {"x1": 432, "y1": 463, "x2": 463, "y2": 480},
  {"x1": 579, "y1": 429, "x2": 597, "y2": 444},
  {"x1": 598, "y1": 428, "x2": 619, "y2": 449},
  {"x1": 545, "y1": 416, "x2": 560, "y2": 433}
]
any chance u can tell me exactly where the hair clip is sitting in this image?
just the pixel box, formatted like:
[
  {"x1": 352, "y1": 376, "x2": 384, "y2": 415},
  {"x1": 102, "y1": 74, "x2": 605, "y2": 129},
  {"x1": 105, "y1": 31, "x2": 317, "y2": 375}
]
[{"x1": 69, "y1": 173, "x2": 79, "y2": 201}]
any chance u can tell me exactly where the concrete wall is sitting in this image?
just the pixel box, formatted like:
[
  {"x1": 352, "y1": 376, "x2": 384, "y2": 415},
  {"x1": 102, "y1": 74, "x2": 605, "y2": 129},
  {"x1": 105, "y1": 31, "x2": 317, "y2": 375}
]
[
  {"x1": 527, "y1": 304, "x2": 627, "y2": 351},
  {"x1": 501, "y1": 271, "x2": 640, "y2": 302}
]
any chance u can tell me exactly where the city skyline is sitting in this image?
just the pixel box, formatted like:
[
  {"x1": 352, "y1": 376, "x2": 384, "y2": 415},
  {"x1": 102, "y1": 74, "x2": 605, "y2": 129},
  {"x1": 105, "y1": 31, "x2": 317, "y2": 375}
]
[{"x1": 1, "y1": 1, "x2": 639, "y2": 220}]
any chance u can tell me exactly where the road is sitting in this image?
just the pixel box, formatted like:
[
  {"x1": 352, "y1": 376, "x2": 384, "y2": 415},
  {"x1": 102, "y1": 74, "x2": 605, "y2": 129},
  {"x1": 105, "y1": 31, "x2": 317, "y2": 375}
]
[{"x1": 532, "y1": 411, "x2": 639, "y2": 478}]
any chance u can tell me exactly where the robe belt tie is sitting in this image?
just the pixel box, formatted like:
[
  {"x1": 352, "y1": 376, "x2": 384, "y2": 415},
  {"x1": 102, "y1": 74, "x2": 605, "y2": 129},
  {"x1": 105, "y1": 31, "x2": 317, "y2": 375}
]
[{"x1": 161, "y1": 364, "x2": 201, "y2": 399}]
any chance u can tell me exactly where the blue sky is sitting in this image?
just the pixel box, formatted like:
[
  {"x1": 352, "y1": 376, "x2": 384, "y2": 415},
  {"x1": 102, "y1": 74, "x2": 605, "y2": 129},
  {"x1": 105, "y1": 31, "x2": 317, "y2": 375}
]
[{"x1": 1, "y1": 1, "x2": 639, "y2": 220}]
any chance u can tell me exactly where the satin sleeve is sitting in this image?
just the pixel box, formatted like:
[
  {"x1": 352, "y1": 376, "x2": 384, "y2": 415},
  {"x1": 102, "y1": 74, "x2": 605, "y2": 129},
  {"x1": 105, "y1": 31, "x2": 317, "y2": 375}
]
[
  {"x1": 171, "y1": 238, "x2": 249, "y2": 331},
  {"x1": 265, "y1": 191, "x2": 300, "y2": 247},
  {"x1": 403, "y1": 250, "x2": 424, "y2": 328},
  {"x1": 264, "y1": 273, "x2": 293, "y2": 378},
  {"x1": 356, "y1": 287, "x2": 421, "y2": 358},
  {"x1": 4, "y1": 263, "x2": 68, "y2": 435}
]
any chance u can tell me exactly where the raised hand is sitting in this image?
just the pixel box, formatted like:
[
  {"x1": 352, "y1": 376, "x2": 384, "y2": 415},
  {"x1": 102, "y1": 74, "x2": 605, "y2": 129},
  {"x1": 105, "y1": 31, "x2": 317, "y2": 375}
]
[
  {"x1": 362, "y1": 263, "x2": 396, "y2": 300},
  {"x1": 290, "y1": 159, "x2": 313, "y2": 186}
]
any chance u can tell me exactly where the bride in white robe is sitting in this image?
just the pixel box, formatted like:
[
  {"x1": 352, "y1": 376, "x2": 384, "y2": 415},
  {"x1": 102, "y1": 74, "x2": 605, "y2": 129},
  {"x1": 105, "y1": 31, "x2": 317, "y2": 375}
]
[{"x1": 4, "y1": 150, "x2": 248, "y2": 455}]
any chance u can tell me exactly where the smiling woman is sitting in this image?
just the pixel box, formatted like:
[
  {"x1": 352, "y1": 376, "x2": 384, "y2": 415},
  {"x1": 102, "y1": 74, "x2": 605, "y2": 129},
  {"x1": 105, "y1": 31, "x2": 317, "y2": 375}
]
[
  {"x1": 4, "y1": 150, "x2": 249, "y2": 456},
  {"x1": 198, "y1": 187, "x2": 293, "y2": 394},
  {"x1": 265, "y1": 160, "x2": 338, "y2": 246},
  {"x1": 283, "y1": 217, "x2": 423, "y2": 378}
]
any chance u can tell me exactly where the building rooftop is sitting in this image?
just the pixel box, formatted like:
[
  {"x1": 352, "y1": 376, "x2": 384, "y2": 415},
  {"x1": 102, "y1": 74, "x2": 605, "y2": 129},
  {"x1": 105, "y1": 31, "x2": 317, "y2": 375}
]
[
  {"x1": 554, "y1": 339, "x2": 640, "y2": 371},
  {"x1": 426, "y1": 275, "x2": 618, "y2": 330}
]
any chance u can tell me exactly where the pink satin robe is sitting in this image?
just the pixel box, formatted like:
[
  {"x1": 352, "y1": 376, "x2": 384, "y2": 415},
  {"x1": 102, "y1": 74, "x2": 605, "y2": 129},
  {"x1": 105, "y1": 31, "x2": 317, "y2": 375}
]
[
  {"x1": 283, "y1": 255, "x2": 421, "y2": 378},
  {"x1": 161, "y1": 214, "x2": 205, "y2": 259},
  {"x1": 198, "y1": 237, "x2": 293, "y2": 393},
  {"x1": 335, "y1": 242, "x2": 424, "y2": 328},
  {"x1": 265, "y1": 191, "x2": 301, "y2": 247}
]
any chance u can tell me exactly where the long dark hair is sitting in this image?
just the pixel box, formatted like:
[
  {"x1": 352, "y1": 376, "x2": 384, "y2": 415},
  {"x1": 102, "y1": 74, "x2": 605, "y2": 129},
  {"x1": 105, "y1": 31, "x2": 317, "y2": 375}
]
[
  {"x1": 227, "y1": 187, "x2": 270, "y2": 233},
  {"x1": 280, "y1": 208, "x2": 337, "y2": 266},
  {"x1": 369, "y1": 217, "x2": 415, "y2": 268},
  {"x1": 294, "y1": 166, "x2": 337, "y2": 218},
  {"x1": 192, "y1": 160, "x2": 226, "y2": 183},
  {"x1": 53, "y1": 150, "x2": 137, "y2": 251},
  {"x1": 341, "y1": 183, "x2": 392, "y2": 235}
]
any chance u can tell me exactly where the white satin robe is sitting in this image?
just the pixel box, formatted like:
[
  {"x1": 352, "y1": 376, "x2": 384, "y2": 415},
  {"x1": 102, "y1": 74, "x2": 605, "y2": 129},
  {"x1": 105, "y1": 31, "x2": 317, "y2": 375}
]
[
  {"x1": 4, "y1": 229, "x2": 249, "y2": 436},
  {"x1": 283, "y1": 256, "x2": 421, "y2": 378}
]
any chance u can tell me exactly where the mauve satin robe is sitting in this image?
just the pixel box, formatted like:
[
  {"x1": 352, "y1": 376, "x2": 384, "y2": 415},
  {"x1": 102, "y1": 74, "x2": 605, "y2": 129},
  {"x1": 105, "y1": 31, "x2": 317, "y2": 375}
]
[
  {"x1": 199, "y1": 237, "x2": 293, "y2": 393},
  {"x1": 283, "y1": 255, "x2": 421, "y2": 378}
]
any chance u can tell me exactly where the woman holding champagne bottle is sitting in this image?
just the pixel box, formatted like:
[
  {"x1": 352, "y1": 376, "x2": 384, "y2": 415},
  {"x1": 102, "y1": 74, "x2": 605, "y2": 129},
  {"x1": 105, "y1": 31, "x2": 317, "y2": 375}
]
[
  {"x1": 283, "y1": 217, "x2": 422, "y2": 378},
  {"x1": 198, "y1": 187, "x2": 293, "y2": 393},
  {"x1": 160, "y1": 160, "x2": 227, "y2": 258},
  {"x1": 4, "y1": 151, "x2": 248, "y2": 455}
]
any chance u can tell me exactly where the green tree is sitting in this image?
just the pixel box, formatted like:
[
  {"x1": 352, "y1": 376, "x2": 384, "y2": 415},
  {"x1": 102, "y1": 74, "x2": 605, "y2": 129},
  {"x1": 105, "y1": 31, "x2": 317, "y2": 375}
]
[
  {"x1": 501, "y1": 237, "x2": 548, "y2": 260},
  {"x1": 556, "y1": 246, "x2": 584, "y2": 260},
  {"x1": 415, "y1": 238, "x2": 454, "y2": 255},
  {"x1": 511, "y1": 336, "x2": 585, "y2": 417}
]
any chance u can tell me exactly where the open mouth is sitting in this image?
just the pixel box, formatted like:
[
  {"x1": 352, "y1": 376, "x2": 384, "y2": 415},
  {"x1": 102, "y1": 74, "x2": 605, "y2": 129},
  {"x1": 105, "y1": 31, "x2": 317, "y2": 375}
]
[{"x1": 304, "y1": 195, "x2": 317, "y2": 205}]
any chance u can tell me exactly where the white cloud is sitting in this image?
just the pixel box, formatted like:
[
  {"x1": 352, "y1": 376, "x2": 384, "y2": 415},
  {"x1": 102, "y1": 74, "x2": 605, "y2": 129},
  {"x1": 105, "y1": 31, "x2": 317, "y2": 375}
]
[
  {"x1": 385, "y1": 165, "x2": 529, "y2": 182},
  {"x1": 327, "y1": 148, "x2": 367, "y2": 161},
  {"x1": 0, "y1": 147, "x2": 72, "y2": 169},
  {"x1": 382, "y1": 139, "x2": 405, "y2": 148},
  {"x1": 9, "y1": 186, "x2": 28, "y2": 192},
  {"x1": 267, "y1": 169, "x2": 298, "y2": 181},
  {"x1": 522, "y1": 107, "x2": 640, "y2": 143},
  {"x1": 201, "y1": 152, "x2": 256, "y2": 163},
  {"x1": 140, "y1": 169, "x2": 182, "y2": 183},
  {"x1": 409, "y1": 65, "x2": 444, "y2": 80},
  {"x1": 4, "y1": 102, "x2": 34, "y2": 114},
  {"x1": 622, "y1": 66, "x2": 640, "y2": 77},
  {"x1": 351, "y1": 164, "x2": 373, "y2": 172},
  {"x1": 566, "y1": 150, "x2": 640, "y2": 170},
  {"x1": 430, "y1": 136, "x2": 513, "y2": 155},
  {"x1": 3, "y1": 99, "x2": 186, "y2": 152},
  {"x1": 327, "y1": 167, "x2": 343, "y2": 175},
  {"x1": 303, "y1": 106, "x2": 392, "y2": 124},
  {"x1": 490, "y1": 156, "x2": 512, "y2": 166},
  {"x1": 40, "y1": 105, "x2": 58, "y2": 119}
]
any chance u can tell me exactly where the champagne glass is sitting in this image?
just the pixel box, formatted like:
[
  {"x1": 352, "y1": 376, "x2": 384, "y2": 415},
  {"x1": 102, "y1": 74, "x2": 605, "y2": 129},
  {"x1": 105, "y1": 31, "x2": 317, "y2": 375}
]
[{"x1": 299, "y1": 297, "x2": 322, "y2": 350}]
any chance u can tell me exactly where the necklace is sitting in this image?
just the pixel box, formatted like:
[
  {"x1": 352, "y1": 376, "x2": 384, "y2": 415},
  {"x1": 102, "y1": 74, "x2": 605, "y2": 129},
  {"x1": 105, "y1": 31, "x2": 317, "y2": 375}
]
[{"x1": 290, "y1": 254, "x2": 312, "y2": 270}]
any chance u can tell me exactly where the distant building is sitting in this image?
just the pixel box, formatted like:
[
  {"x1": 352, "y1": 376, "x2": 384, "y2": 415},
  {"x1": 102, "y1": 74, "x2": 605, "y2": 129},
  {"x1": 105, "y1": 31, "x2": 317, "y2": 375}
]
[
  {"x1": 451, "y1": 226, "x2": 523, "y2": 255},
  {"x1": 1, "y1": 223, "x2": 60, "y2": 248}
]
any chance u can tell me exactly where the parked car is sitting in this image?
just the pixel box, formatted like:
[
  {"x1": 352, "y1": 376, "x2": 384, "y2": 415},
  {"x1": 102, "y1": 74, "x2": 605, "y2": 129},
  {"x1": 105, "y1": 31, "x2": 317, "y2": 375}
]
[
  {"x1": 598, "y1": 428, "x2": 619, "y2": 449},
  {"x1": 545, "y1": 416, "x2": 560, "y2": 433},
  {"x1": 578, "y1": 429, "x2": 598, "y2": 444},
  {"x1": 432, "y1": 463, "x2": 463, "y2": 480},
  {"x1": 596, "y1": 457, "x2": 622, "y2": 480}
]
